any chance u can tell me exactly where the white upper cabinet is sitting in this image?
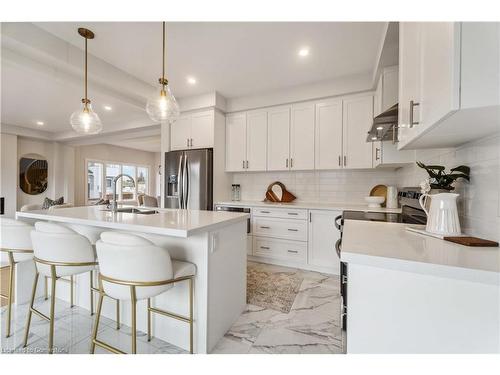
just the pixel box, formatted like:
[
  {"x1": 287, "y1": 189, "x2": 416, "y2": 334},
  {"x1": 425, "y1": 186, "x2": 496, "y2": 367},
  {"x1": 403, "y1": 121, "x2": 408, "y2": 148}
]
[
  {"x1": 267, "y1": 106, "x2": 291, "y2": 171},
  {"x1": 315, "y1": 99, "x2": 343, "y2": 170},
  {"x1": 342, "y1": 94, "x2": 374, "y2": 169},
  {"x1": 290, "y1": 103, "x2": 315, "y2": 170},
  {"x1": 246, "y1": 110, "x2": 268, "y2": 171},
  {"x1": 225, "y1": 112, "x2": 247, "y2": 172},
  {"x1": 171, "y1": 115, "x2": 192, "y2": 150},
  {"x1": 190, "y1": 111, "x2": 214, "y2": 149},
  {"x1": 171, "y1": 110, "x2": 214, "y2": 151},
  {"x1": 399, "y1": 22, "x2": 500, "y2": 149}
]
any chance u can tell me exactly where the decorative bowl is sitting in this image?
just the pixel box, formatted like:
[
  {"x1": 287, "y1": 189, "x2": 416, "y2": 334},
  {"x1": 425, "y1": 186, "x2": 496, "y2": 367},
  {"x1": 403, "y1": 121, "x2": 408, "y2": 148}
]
[{"x1": 365, "y1": 196, "x2": 385, "y2": 208}]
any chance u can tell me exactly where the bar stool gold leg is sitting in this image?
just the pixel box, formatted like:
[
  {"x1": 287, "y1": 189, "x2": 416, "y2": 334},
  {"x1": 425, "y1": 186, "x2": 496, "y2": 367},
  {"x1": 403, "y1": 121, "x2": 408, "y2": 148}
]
[
  {"x1": 189, "y1": 277, "x2": 194, "y2": 354},
  {"x1": 44, "y1": 276, "x2": 48, "y2": 300},
  {"x1": 130, "y1": 286, "x2": 137, "y2": 354},
  {"x1": 147, "y1": 298, "x2": 151, "y2": 341},
  {"x1": 23, "y1": 271, "x2": 40, "y2": 348},
  {"x1": 89, "y1": 270, "x2": 94, "y2": 315},
  {"x1": 116, "y1": 300, "x2": 120, "y2": 330},
  {"x1": 90, "y1": 290, "x2": 104, "y2": 354},
  {"x1": 5, "y1": 252, "x2": 15, "y2": 338},
  {"x1": 48, "y1": 265, "x2": 57, "y2": 354}
]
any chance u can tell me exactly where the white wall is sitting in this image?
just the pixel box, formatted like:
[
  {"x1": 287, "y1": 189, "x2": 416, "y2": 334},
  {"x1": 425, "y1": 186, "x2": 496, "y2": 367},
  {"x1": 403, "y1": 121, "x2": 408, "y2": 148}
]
[
  {"x1": 232, "y1": 169, "x2": 399, "y2": 204},
  {"x1": 73, "y1": 143, "x2": 157, "y2": 206},
  {"x1": 1, "y1": 133, "x2": 18, "y2": 217},
  {"x1": 397, "y1": 133, "x2": 500, "y2": 242}
]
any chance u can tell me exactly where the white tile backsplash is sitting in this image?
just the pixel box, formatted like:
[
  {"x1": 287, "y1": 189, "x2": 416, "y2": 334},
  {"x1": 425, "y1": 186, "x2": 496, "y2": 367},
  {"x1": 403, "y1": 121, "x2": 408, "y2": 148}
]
[
  {"x1": 231, "y1": 169, "x2": 399, "y2": 204},
  {"x1": 396, "y1": 133, "x2": 500, "y2": 242}
]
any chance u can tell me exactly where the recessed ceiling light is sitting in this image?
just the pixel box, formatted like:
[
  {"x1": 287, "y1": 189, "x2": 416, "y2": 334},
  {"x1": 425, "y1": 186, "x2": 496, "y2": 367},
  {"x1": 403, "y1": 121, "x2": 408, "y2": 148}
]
[
  {"x1": 103, "y1": 105, "x2": 112, "y2": 111},
  {"x1": 36, "y1": 121, "x2": 44, "y2": 126},
  {"x1": 371, "y1": 136, "x2": 378, "y2": 141},
  {"x1": 187, "y1": 76, "x2": 197, "y2": 85},
  {"x1": 298, "y1": 48, "x2": 310, "y2": 57}
]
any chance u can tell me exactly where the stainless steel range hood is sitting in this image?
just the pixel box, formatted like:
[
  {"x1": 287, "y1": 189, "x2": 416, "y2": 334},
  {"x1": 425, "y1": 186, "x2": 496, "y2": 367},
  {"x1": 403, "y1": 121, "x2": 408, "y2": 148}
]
[{"x1": 366, "y1": 103, "x2": 398, "y2": 143}]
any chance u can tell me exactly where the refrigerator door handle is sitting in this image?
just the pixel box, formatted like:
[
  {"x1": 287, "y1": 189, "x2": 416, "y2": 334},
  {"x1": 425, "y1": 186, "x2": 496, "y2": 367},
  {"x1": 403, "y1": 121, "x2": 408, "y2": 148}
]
[
  {"x1": 183, "y1": 154, "x2": 189, "y2": 209},
  {"x1": 177, "y1": 153, "x2": 184, "y2": 208}
]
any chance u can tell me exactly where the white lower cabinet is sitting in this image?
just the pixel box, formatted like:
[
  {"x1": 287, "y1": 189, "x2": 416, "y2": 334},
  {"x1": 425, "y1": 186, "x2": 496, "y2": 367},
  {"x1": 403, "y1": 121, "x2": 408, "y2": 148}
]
[
  {"x1": 308, "y1": 210, "x2": 341, "y2": 275},
  {"x1": 249, "y1": 207, "x2": 340, "y2": 275}
]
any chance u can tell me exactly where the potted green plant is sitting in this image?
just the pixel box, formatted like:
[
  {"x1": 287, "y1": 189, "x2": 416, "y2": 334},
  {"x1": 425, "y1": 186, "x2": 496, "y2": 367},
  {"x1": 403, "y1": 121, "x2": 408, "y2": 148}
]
[{"x1": 417, "y1": 161, "x2": 470, "y2": 194}]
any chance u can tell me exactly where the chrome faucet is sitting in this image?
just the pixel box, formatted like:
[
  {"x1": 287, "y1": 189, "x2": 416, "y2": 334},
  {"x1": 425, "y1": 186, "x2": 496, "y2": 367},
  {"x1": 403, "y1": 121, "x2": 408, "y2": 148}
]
[{"x1": 110, "y1": 174, "x2": 135, "y2": 212}]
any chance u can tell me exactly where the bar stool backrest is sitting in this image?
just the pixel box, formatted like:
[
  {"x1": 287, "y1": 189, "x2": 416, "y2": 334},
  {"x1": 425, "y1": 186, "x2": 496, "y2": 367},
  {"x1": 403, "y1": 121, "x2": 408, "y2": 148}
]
[
  {"x1": 0, "y1": 217, "x2": 34, "y2": 263},
  {"x1": 31, "y1": 221, "x2": 96, "y2": 277},
  {"x1": 96, "y1": 232, "x2": 174, "y2": 301}
]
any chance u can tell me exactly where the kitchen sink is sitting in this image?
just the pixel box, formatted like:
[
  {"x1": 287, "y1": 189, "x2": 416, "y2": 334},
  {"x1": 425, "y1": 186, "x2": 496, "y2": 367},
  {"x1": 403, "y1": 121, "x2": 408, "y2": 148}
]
[{"x1": 101, "y1": 207, "x2": 159, "y2": 215}]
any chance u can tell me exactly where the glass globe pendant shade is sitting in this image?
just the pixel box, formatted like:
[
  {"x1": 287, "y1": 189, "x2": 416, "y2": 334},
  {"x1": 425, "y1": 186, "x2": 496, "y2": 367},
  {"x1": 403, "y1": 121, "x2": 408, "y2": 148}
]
[
  {"x1": 70, "y1": 102, "x2": 103, "y2": 135},
  {"x1": 146, "y1": 84, "x2": 180, "y2": 124}
]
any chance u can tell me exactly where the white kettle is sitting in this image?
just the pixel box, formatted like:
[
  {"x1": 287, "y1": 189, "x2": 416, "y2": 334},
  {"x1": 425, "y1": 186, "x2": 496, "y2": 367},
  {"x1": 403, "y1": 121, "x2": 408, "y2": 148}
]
[{"x1": 418, "y1": 193, "x2": 461, "y2": 236}]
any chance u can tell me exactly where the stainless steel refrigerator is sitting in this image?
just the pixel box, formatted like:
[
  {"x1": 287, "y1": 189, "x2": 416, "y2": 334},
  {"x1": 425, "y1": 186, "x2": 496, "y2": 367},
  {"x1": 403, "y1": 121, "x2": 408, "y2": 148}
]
[{"x1": 164, "y1": 148, "x2": 213, "y2": 210}]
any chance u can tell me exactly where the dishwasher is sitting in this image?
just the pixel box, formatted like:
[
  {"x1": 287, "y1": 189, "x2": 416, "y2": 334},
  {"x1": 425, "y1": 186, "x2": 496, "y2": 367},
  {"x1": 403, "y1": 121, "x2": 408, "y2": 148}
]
[{"x1": 214, "y1": 204, "x2": 252, "y2": 255}]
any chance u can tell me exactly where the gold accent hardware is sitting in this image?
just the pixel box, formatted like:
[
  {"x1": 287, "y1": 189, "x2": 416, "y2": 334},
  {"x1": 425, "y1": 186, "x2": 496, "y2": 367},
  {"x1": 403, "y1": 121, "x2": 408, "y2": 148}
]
[{"x1": 91, "y1": 273, "x2": 195, "y2": 354}]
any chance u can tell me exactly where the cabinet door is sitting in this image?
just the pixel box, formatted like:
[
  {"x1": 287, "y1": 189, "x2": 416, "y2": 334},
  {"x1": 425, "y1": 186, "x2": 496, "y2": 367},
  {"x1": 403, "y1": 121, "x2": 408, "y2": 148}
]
[
  {"x1": 246, "y1": 110, "x2": 268, "y2": 171},
  {"x1": 398, "y1": 22, "x2": 421, "y2": 147},
  {"x1": 267, "y1": 106, "x2": 290, "y2": 171},
  {"x1": 170, "y1": 115, "x2": 191, "y2": 151},
  {"x1": 191, "y1": 111, "x2": 214, "y2": 149},
  {"x1": 342, "y1": 95, "x2": 373, "y2": 169},
  {"x1": 315, "y1": 99, "x2": 343, "y2": 170},
  {"x1": 225, "y1": 113, "x2": 247, "y2": 172},
  {"x1": 308, "y1": 210, "x2": 341, "y2": 274},
  {"x1": 419, "y1": 22, "x2": 460, "y2": 134},
  {"x1": 290, "y1": 103, "x2": 315, "y2": 170}
]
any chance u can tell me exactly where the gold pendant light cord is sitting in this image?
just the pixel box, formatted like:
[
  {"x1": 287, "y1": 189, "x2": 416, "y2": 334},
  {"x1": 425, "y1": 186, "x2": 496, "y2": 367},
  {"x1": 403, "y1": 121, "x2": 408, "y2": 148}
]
[
  {"x1": 162, "y1": 21, "x2": 166, "y2": 91},
  {"x1": 84, "y1": 36, "x2": 88, "y2": 111}
]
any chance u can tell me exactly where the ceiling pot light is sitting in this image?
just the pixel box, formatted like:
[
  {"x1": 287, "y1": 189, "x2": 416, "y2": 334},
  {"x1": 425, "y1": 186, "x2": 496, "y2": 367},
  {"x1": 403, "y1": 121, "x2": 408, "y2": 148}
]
[
  {"x1": 298, "y1": 48, "x2": 309, "y2": 57},
  {"x1": 36, "y1": 121, "x2": 44, "y2": 126},
  {"x1": 104, "y1": 105, "x2": 112, "y2": 111},
  {"x1": 70, "y1": 28, "x2": 103, "y2": 135},
  {"x1": 146, "y1": 22, "x2": 180, "y2": 124},
  {"x1": 187, "y1": 76, "x2": 196, "y2": 85}
]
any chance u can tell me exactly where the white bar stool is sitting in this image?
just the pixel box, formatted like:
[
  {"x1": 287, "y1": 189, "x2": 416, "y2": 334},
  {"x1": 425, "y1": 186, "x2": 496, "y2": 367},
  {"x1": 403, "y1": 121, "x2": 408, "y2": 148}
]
[
  {"x1": 92, "y1": 232, "x2": 196, "y2": 354},
  {"x1": 24, "y1": 222, "x2": 117, "y2": 354},
  {"x1": 0, "y1": 218, "x2": 34, "y2": 338}
]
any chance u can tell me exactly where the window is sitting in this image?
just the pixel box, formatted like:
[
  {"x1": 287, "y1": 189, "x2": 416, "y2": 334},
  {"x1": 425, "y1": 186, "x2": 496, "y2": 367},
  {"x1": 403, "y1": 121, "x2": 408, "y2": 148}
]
[{"x1": 86, "y1": 160, "x2": 149, "y2": 204}]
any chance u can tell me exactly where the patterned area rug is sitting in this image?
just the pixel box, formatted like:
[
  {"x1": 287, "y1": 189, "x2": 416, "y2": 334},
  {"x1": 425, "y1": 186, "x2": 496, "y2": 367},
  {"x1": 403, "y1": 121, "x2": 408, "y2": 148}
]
[{"x1": 247, "y1": 264, "x2": 304, "y2": 313}]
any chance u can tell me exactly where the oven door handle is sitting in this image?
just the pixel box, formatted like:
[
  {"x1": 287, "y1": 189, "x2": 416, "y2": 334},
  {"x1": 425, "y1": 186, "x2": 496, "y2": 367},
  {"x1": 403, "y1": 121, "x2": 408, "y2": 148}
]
[{"x1": 334, "y1": 215, "x2": 342, "y2": 231}]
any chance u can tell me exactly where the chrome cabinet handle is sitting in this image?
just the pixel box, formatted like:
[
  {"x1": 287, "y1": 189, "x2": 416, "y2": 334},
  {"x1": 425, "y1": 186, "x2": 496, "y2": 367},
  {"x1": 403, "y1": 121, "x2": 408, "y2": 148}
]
[
  {"x1": 409, "y1": 100, "x2": 420, "y2": 128},
  {"x1": 260, "y1": 226, "x2": 270, "y2": 229},
  {"x1": 246, "y1": 160, "x2": 249, "y2": 169},
  {"x1": 287, "y1": 212, "x2": 298, "y2": 216},
  {"x1": 186, "y1": 138, "x2": 189, "y2": 147},
  {"x1": 290, "y1": 158, "x2": 293, "y2": 168},
  {"x1": 287, "y1": 250, "x2": 298, "y2": 254},
  {"x1": 260, "y1": 246, "x2": 270, "y2": 250},
  {"x1": 286, "y1": 158, "x2": 288, "y2": 168},
  {"x1": 287, "y1": 228, "x2": 299, "y2": 232},
  {"x1": 375, "y1": 147, "x2": 380, "y2": 161},
  {"x1": 190, "y1": 138, "x2": 193, "y2": 147},
  {"x1": 242, "y1": 160, "x2": 245, "y2": 169},
  {"x1": 260, "y1": 210, "x2": 270, "y2": 214},
  {"x1": 343, "y1": 155, "x2": 347, "y2": 167},
  {"x1": 338, "y1": 156, "x2": 341, "y2": 167}
]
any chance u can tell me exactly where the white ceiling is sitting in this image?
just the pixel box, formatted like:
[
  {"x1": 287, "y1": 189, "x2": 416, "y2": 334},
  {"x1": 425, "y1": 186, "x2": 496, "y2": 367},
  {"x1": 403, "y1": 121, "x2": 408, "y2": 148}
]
[
  {"x1": 2, "y1": 22, "x2": 387, "y2": 151},
  {"x1": 35, "y1": 22, "x2": 386, "y2": 98}
]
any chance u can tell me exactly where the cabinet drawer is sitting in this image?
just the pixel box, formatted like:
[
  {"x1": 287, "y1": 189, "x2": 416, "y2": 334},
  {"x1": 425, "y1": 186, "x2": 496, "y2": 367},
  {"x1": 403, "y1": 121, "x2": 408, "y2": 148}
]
[
  {"x1": 253, "y1": 237, "x2": 307, "y2": 263},
  {"x1": 252, "y1": 217, "x2": 307, "y2": 241},
  {"x1": 252, "y1": 207, "x2": 307, "y2": 220}
]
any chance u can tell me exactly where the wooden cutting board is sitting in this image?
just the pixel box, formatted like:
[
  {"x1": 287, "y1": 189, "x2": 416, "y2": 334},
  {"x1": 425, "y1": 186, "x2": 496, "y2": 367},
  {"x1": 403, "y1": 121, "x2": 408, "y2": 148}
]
[{"x1": 444, "y1": 236, "x2": 499, "y2": 247}]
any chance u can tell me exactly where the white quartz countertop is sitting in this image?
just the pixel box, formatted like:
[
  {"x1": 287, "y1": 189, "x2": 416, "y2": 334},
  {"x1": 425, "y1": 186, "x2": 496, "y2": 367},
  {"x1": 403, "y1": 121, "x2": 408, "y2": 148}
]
[
  {"x1": 214, "y1": 200, "x2": 402, "y2": 213},
  {"x1": 16, "y1": 205, "x2": 249, "y2": 238},
  {"x1": 341, "y1": 220, "x2": 500, "y2": 282}
]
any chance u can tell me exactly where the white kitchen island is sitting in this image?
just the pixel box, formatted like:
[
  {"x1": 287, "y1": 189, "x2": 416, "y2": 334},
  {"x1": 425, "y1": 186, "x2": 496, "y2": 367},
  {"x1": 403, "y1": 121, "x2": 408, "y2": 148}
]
[
  {"x1": 16, "y1": 205, "x2": 249, "y2": 354},
  {"x1": 341, "y1": 219, "x2": 500, "y2": 354}
]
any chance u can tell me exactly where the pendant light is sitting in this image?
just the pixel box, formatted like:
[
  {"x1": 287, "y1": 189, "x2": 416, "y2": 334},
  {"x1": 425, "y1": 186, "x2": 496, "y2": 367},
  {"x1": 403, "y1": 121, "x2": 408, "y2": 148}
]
[
  {"x1": 70, "y1": 28, "x2": 103, "y2": 135},
  {"x1": 146, "y1": 22, "x2": 180, "y2": 124}
]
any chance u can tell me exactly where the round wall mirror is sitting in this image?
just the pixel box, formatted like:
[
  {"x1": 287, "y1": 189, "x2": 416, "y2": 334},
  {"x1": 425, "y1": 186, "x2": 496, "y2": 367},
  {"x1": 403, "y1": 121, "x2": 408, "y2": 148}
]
[{"x1": 19, "y1": 156, "x2": 48, "y2": 195}]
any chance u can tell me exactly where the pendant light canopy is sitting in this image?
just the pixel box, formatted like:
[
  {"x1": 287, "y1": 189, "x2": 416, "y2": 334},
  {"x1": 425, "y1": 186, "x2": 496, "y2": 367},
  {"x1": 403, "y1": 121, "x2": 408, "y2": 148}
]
[
  {"x1": 146, "y1": 22, "x2": 180, "y2": 124},
  {"x1": 70, "y1": 28, "x2": 103, "y2": 135}
]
